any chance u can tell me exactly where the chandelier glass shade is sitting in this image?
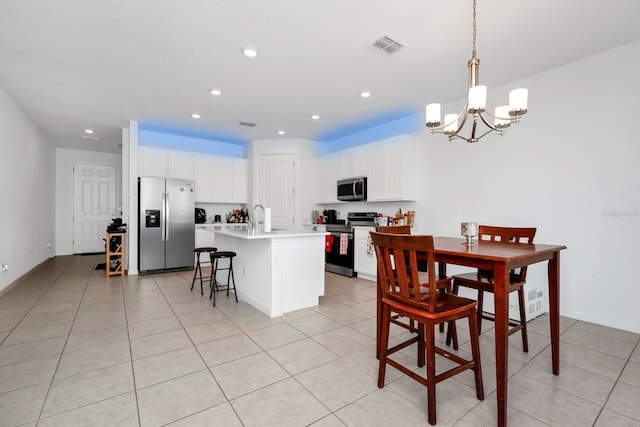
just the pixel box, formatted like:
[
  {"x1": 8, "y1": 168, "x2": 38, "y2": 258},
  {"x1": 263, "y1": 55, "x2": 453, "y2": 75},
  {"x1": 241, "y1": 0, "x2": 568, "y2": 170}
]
[{"x1": 425, "y1": 0, "x2": 528, "y2": 143}]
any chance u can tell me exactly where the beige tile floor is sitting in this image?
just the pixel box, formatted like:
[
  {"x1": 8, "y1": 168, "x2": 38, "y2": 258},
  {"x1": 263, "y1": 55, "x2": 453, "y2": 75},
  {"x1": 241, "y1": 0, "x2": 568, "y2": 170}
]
[{"x1": 0, "y1": 255, "x2": 639, "y2": 426}]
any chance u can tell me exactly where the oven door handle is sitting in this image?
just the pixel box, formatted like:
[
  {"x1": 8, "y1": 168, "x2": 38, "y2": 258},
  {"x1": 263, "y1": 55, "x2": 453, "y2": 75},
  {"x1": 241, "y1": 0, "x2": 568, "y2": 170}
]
[{"x1": 330, "y1": 232, "x2": 353, "y2": 239}]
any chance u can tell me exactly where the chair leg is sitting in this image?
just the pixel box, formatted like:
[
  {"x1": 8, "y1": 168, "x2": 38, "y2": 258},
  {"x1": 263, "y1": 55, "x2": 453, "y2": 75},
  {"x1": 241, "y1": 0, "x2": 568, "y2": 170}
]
[
  {"x1": 446, "y1": 283, "x2": 460, "y2": 348},
  {"x1": 190, "y1": 253, "x2": 201, "y2": 292},
  {"x1": 438, "y1": 289, "x2": 445, "y2": 333},
  {"x1": 229, "y1": 258, "x2": 238, "y2": 302},
  {"x1": 445, "y1": 320, "x2": 459, "y2": 350},
  {"x1": 476, "y1": 290, "x2": 484, "y2": 333},
  {"x1": 425, "y1": 324, "x2": 437, "y2": 426},
  {"x1": 468, "y1": 307, "x2": 485, "y2": 400},
  {"x1": 378, "y1": 305, "x2": 391, "y2": 388},
  {"x1": 417, "y1": 322, "x2": 425, "y2": 368},
  {"x1": 210, "y1": 258, "x2": 217, "y2": 306},
  {"x1": 517, "y1": 287, "x2": 529, "y2": 352}
]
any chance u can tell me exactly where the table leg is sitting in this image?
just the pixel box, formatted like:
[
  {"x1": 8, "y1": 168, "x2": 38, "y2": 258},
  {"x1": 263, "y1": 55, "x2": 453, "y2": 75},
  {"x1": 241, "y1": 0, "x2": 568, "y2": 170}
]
[
  {"x1": 493, "y1": 263, "x2": 509, "y2": 427},
  {"x1": 549, "y1": 251, "x2": 561, "y2": 375}
]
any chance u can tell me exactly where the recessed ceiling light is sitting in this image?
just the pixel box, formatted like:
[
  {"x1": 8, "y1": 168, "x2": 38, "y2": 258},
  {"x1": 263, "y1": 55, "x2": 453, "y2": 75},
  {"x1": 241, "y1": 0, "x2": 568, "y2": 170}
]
[
  {"x1": 191, "y1": 113, "x2": 201, "y2": 119},
  {"x1": 81, "y1": 135, "x2": 101, "y2": 141},
  {"x1": 242, "y1": 47, "x2": 259, "y2": 58},
  {"x1": 210, "y1": 89, "x2": 222, "y2": 96},
  {"x1": 278, "y1": 130, "x2": 286, "y2": 135},
  {"x1": 311, "y1": 115, "x2": 320, "y2": 120},
  {"x1": 360, "y1": 91, "x2": 371, "y2": 98},
  {"x1": 84, "y1": 129, "x2": 94, "y2": 134}
]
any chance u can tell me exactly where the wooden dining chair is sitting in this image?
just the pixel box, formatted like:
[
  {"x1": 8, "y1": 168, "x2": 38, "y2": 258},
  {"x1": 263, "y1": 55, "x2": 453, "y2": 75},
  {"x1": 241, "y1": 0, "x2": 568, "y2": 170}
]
[
  {"x1": 374, "y1": 226, "x2": 458, "y2": 351},
  {"x1": 451, "y1": 225, "x2": 536, "y2": 352},
  {"x1": 371, "y1": 232, "x2": 484, "y2": 425}
]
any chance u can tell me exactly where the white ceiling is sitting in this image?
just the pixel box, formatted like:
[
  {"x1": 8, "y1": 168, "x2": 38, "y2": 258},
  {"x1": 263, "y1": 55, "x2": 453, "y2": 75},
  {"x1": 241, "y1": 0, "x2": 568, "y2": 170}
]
[{"x1": 1, "y1": 0, "x2": 639, "y2": 154}]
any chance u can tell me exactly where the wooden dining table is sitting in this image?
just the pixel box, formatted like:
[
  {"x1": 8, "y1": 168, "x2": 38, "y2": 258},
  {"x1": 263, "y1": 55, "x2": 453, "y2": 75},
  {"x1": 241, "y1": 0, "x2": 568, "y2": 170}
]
[{"x1": 375, "y1": 236, "x2": 567, "y2": 427}]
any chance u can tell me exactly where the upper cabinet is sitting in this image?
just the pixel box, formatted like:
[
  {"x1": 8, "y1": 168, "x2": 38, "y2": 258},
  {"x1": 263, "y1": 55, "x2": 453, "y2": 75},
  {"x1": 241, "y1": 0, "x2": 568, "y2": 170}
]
[
  {"x1": 367, "y1": 135, "x2": 418, "y2": 202},
  {"x1": 315, "y1": 152, "x2": 341, "y2": 204},
  {"x1": 314, "y1": 134, "x2": 419, "y2": 204},
  {"x1": 193, "y1": 154, "x2": 247, "y2": 204},
  {"x1": 193, "y1": 154, "x2": 216, "y2": 201},
  {"x1": 138, "y1": 146, "x2": 168, "y2": 177},
  {"x1": 167, "y1": 150, "x2": 194, "y2": 180},
  {"x1": 139, "y1": 146, "x2": 247, "y2": 204},
  {"x1": 339, "y1": 146, "x2": 367, "y2": 178},
  {"x1": 231, "y1": 158, "x2": 248, "y2": 203}
]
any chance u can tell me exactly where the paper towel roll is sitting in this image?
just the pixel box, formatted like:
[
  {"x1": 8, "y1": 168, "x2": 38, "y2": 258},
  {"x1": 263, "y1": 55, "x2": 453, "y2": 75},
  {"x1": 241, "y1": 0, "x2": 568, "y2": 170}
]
[{"x1": 264, "y1": 207, "x2": 272, "y2": 232}]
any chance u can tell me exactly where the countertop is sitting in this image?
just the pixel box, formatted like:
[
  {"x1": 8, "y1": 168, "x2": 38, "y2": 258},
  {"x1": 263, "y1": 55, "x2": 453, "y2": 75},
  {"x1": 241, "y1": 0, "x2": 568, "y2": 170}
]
[
  {"x1": 213, "y1": 226, "x2": 328, "y2": 240},
  {"x1": 196, "y1": 223, "x2": 248, "y2": 229}
]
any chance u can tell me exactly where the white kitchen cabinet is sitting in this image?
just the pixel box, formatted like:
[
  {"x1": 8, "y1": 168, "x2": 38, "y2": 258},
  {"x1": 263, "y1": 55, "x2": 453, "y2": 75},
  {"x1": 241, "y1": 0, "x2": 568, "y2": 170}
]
[
  {"x1": 366, "y1": 135, "x2": 418, "y2": 202},
  {"x1": 167, "y1": 150, "x2": 194, "y2": 180},
  {"x1": 193, "y1": 154, "x2": 216, "y2": 202},
  {"x1": 138, "y1": 146, "x2": 168, "y2": 177},
  {"x1": 339, "y1": 146, "x2": 367, "y2": 179},
  {"x1": 354, "y1": 227, "x2": 376, "y2": 281},
  {"x1": 231, "y1": 158, "x2": 248, "y2": 203},
  {"x1": 193, "y1": 154, "x2": 247, "y2": 203},
  {"x1": 211, "y1": 156, "x2": 233, "y2": 202},
  {"x1": 315, "y1": 152, "x2": 341, "y2": 204}
]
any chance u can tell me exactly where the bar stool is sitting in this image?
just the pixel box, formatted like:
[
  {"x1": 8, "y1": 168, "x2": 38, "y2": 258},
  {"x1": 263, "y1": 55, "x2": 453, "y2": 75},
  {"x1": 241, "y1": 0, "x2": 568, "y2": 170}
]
[
  {"x1": 208, "y1": 251, "x2": 237, "y2": 306},
  {"x1": 191, "y1": 247, "x2": 217, "y2": 295}
]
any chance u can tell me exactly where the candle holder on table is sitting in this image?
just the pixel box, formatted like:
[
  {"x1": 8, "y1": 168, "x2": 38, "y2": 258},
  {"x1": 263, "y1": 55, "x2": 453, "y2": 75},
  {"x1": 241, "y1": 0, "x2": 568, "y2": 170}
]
[{"x1": 461, "y1": 222, "x2": 478, "y2": 246}]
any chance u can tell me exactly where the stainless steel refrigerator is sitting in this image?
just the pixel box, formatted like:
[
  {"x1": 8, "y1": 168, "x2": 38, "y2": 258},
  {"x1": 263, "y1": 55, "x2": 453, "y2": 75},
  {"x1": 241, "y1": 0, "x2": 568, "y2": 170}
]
[{"x1": 138, "y1": 177, "x2": 195, "y2": 273}]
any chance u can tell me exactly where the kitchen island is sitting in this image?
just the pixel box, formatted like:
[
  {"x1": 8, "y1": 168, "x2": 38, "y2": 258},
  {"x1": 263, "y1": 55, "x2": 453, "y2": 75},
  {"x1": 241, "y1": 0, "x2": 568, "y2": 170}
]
[{"x1": 212, "y1": 226, "x2": 328, "y2": 317}]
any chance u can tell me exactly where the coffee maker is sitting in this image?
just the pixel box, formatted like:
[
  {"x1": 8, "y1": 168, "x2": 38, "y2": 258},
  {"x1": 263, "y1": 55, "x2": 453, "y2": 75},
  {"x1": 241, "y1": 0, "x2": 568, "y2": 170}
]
[{"x1": 323, "y1": 209, "x2": 338, "y2": 224}]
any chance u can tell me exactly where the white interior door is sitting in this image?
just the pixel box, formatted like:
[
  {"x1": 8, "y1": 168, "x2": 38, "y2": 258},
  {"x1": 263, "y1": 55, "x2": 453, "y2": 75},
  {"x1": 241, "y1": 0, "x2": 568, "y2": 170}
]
[
  {"x1": 258, "y1": 154, "x2": 294, "y2": 230},
  {"x1": 73, "y1": 164, "x2": 117, "y2": 253}
]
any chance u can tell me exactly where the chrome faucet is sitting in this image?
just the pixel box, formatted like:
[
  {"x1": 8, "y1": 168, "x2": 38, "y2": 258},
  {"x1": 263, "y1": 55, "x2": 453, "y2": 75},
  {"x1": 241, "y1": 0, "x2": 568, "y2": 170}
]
[{"x1": 251, "y1": 204, "x2": 264, "y2": 231}]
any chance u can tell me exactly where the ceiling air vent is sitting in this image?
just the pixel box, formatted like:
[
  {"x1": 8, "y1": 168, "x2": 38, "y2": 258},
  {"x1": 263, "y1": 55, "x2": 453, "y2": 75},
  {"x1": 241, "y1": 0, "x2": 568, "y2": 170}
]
[
  {"x1": 239, "y1": 121, "x2": 257, "y2": 127},
  {"x1": 372, "y1": 34, "x2": 405, "y2": 55}
]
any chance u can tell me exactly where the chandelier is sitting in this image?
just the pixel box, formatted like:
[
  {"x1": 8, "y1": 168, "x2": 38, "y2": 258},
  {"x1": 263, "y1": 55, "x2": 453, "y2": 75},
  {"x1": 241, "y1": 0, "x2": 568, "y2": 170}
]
[{"x1": 425, "y1": 0, "x2": 528, "y2": 143}]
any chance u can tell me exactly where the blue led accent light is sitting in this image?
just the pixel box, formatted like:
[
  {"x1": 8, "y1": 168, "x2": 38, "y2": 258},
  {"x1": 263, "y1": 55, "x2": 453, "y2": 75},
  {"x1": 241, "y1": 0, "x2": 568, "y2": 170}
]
[
  {"x1": 315, "y1": 109, "x2": 420, "y2": 154},
  {"x1": 138, "y1": 122, "x2": 246, "y2": 157}
]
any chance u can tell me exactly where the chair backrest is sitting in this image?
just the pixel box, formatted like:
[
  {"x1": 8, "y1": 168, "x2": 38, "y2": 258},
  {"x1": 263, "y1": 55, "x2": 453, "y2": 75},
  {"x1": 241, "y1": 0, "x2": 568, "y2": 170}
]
[
  {"x1": 375, "y1": 225, "x2": 411, "y2": 235},
  {"x1": 370, "y1": 232, "x2": 438, "y2": 314},
  {"x1": 478, "y1": 225, "x2": 536, "y2": 282},
  {"x1": 478, "y1": 225, "x2": 536, "y2": 244}
]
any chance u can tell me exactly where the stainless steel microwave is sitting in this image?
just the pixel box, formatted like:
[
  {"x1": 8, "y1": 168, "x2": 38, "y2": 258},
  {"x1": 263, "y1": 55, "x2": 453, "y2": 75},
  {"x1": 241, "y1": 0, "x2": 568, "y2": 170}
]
[{"x1": 337, "y1": 176, "x2": 367, "y2": 201}]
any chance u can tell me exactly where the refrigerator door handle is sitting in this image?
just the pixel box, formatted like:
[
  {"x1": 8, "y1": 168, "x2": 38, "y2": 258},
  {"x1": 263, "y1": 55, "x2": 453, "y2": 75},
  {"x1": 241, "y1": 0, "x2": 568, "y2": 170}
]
[
  {"x1": 165, "y1": 193, "x2": 170, "y2": 241},
  {"x1": 160, "y1": 193, "x2": 166, "y2": 242}
]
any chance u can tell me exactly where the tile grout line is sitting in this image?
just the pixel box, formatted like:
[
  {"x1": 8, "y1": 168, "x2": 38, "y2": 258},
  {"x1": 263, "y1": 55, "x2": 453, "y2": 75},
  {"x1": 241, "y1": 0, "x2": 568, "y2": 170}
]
[
  {"x1": 34, "y1": 257, "x2": 97, "y2": 426},
  {"x1": 0, "y1": 258, "x2": 74, "y2": 347},
  {"x1": 591, "y1": 336, "x2": 640, "y2": 425},
  {"x1": 121, "y1": 273, "x2": 143, "y2": 427},
  {"x1": 151, "y1": 271, "x2": 246, "y2": 425}
]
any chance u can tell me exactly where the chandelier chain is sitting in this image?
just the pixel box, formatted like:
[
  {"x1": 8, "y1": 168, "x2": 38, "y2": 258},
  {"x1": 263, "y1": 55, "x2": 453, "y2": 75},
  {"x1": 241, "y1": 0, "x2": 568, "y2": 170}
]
[{"x1": 472, "y1": 0, "x2": 477, "y2": 59}]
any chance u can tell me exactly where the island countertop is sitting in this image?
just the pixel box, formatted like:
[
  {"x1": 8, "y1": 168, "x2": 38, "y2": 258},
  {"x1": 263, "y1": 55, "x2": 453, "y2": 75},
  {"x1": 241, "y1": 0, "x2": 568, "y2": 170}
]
[{"x1": 212, "y1": 226, "x2": 328, "y2": 240}]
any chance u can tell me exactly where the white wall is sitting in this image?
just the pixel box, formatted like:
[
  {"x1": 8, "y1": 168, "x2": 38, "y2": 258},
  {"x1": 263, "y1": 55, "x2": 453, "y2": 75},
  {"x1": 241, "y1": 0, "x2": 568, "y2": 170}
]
[
  {"x1": 0, "y1": 87, "x2": 55, "y2": 293},
  {"x1": 54, "y1": 148, "x2": 123, "y2": 255},
  {"x1": 416, "y1": 41, "x2": 640, "y2": 332}
]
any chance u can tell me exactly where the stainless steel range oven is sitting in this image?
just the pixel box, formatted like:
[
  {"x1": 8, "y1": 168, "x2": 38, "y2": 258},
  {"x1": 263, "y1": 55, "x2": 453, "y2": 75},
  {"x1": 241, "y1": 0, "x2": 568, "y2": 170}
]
[{"x1": 325, "y1": 212, "x2": 377, "y2": 277}]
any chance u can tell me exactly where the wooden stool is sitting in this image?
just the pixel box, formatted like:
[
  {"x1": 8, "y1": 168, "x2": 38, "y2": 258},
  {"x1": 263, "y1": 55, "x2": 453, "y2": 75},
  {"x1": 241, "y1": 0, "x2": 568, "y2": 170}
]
[
  {"x1": 191, "y1": 247, "x2": 217, "y2": 295},
  {"x1": 209, "y1": 251, "x2": 237, "y2": 306}
]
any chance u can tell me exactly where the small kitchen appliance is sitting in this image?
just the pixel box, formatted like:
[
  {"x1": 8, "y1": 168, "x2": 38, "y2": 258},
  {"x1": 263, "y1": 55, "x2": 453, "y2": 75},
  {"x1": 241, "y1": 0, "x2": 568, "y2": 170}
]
[
  {"x1": 323, "y1": 209, "x2": 338, "y2": 224},
  {"x1": 195, "y1": 208, "x2": 206, "y2": 224}
]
